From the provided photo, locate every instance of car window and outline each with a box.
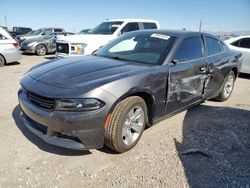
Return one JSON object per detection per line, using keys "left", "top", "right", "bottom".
{"left": 88, "top": 21, "right": 123, "bottom": 35}
{"left": 143, "top": 23, "right": 157, "bottom": 29}
{"left": 54, "top": 29, "right": 63, "bottom": 32}
{"left": 238, "top": 38, "right": 250, "bottom": 49}
{"left": 231, "top": 39, "right": 240, "bottom": 47}
{"left": 109, "top": 38, "right": 137, "bottom": 53}
{"left": 44, "top": 29, "right": 52, "bottom": 34}
{"left": 121, "top": 23, "right": 139, "bottom": 33}
{"left": 174, "top": 36, "right": 203, "bottom": 62}
{"left": 96, "top": 32, "right": 176, "bottom": 65}
{"left": 0, "top": 33, "right": 7, "bottom": 40}
{"left": 205, "top": 37, "right": 221, "bottom": 56}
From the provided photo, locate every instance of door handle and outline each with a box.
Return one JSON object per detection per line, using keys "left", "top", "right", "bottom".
{"left": 200, "top": 67, "right": 207, "bottom": 73}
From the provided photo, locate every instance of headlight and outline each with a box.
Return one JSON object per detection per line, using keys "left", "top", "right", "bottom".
{"left": 55, "top": 98, "right": 105, "bottom": 111}
{"left": 70, "top": 43, "right": 87, "bottom": 54}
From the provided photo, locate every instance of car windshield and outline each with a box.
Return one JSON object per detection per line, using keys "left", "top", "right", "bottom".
{"left": 42, "top": 33, "right": 57, "bottom": 39}
{"left": 27, "top": 30, "right": 35, "bottom": 35}
{"left": 95, "top": 32, "right": 176, "bottom": 65}
{"left": 88, "top": 21, "right": 123, "bottom": 35}
{"left": 32, "top": 29, "right": 43, "bottom": 35}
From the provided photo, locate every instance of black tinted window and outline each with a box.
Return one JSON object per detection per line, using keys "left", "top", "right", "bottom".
{"left": 54, "top": 29, "right": 63, "bottom": 32}
{"left": 143, "top": 23, "right": 157, "bottom": 29}
{"left": 174, "top": 36, "right": 203, "bottom": 62}
{"left": 231, "top": 39, "right": 240, "bottom": 47}
{"left": 205, "top": 37, "right": 221, "bottom": 56}
{"left": 121, "top": 23, "right": 139, "bottom": 33}
{"left": 239, "top": 38, "right": 250, "bottom": 49}
{"left": 0, "top": 34, "right": 6, "bottom": 40}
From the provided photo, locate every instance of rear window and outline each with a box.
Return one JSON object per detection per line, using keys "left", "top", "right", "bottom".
{"left": 143, "top": 23, "right": 157, "bottom": 29}
{"left": 205, "top": 37, "right": 221, "bottom": 56}
{"left": 238, "top": 38, "right": 250, "bottom": 49}
{"left": 231, "top": 39, "right": 240, "bottom": 47}
{"left": 174, "top": 36, "right": 203, "bottom": 62}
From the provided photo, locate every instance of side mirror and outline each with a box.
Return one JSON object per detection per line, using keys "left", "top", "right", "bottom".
{"left": 172, "top": 59, "right": 179, "bottom": 65}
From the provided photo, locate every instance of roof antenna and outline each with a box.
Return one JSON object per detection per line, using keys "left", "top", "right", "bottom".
{"left": 199, "top": 21, "right": 202, "bottom": 32}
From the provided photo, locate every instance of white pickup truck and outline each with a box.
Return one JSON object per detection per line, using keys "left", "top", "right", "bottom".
{"left": 56, "top": 19, "right": 160, "bottom": 57}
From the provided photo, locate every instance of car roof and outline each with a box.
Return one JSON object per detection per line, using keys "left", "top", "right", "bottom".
{"left": 131, "top": 29, "right": 218, "bottom": 38}
{"left": 39, "top": 27, "right": 64, "bottom": 30}
{"left": 106, "top": 18, "right": 159, "bottom": 23}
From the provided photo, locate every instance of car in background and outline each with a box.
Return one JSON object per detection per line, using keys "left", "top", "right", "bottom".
{"left": 20, "top": 32, "right": 74, "bottom": 56}
{"left": 0, "top": 27, "right": 21, "bottom": 67}
{"left": 18, "top": 30, "right": 242, "bottom": 153}
{"left": 16, "top": 27, "right": 65, "bottom": 44}
{"left": 225, "top": 36, "right": 250, "bottom": 74}
{"left": 9, "top": 27, "right": 32, "bottom": 38}
{"left": 56, "top": 19, "right": 160, "bottom": 57}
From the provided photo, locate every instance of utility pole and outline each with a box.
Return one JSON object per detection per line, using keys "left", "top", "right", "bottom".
{"left": 4, "top": 15, "right": 7, "bottom": 28}
{"left": 199, "top": 20, "right": 202, "bottom": 32}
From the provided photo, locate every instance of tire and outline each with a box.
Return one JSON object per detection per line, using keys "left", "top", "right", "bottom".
{"left": 0, "top": 55, "right": 5, "bottom": 67}
{"left": 105, "top": 96, "right": 147, "bottom": 153}
{"left": 215, "top": 71, "right": 235, "bottom": 102}
{"left": 35, "top": 44, "right": 47, "bottom": 56}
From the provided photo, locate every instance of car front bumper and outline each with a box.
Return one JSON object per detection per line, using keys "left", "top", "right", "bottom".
{"left": 18, "top": 89, "right": 106, "bottom": 150}
{"left": 20, "top": 45, "right": 36, "bottom": 54}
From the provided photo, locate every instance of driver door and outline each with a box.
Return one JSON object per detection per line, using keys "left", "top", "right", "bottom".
{"left": 166, "top": 35, "right": 207, "bottom": 114}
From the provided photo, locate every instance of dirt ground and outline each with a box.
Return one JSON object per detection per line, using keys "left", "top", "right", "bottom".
{"left": 0, "top": 55, "right": 249, "bottom": 188}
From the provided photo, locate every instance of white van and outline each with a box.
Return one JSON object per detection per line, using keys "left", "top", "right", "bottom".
{"left": 0, "top": 27, "right": 21, "bottom": 67}
{"left": 56, "top": 19, "right": 160, "bottom": 57}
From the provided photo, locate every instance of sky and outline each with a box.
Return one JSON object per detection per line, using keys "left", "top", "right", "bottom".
{"left": 0, "top": 0, "right": 249, "bottom": 33}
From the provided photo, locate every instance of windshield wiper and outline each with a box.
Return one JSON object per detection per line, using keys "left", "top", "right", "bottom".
{"left": 108, "top": 56, "right": 130, "bottom": 62}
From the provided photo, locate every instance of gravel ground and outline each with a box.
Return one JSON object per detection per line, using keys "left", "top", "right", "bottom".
{"left": 0, "top": 55, "right": 249, "bottom": 188}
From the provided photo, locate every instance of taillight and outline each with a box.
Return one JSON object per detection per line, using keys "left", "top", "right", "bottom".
{"left": 12, "top": 42, "right": 19, "bottom": 48}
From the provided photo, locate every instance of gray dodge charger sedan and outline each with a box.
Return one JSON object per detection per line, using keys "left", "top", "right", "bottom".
{"left": 18, "top": 30, "right": 242, "bottom": 153}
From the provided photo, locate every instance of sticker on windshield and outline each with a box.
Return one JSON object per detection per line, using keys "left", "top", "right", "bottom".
{"left": 151, "top": 33, "right": 170, "bottom": 40}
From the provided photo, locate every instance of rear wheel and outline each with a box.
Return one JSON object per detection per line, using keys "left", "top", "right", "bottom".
{"left": 104, "top": 96, "right": 147, "bottom": 153}
{"left": 35, "top": 44, "right": 47, "bottom": 56}
{"left": 0, "top": 55, "right": 5, "bottom": 67}
{"left": 215, "top": 71, "right": 235, "bottom": 101}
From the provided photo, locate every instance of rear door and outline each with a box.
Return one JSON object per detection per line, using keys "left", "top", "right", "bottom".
{"left": 201, "top": 36, "right": 228, "bottom": 99}
{"left": 166, "top": 35, "right": 207, "bottom": 114}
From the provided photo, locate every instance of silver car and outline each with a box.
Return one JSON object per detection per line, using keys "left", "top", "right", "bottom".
{"left": 0, "top": 27, "right": 21, "bottom": 67}
{"left": 16, "top": 27, "right": 65, "bottom": 45}
{"left": 225, "top": 35, "right": 250, "bottom": 74}
{"left": 20, "top": 32, "right": 74, "bottom": 56}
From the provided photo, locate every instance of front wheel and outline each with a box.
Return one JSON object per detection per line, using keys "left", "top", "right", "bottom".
{"left": 215, "top": 71, "right": 235, "bottom": 102}
{"left": 104, "top": 96, "right": 147, "bottom": 153}
{"left": 35, "top": 44, "right": 47, "bottom": 56}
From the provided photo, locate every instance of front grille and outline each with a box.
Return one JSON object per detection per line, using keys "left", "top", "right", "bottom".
{"left": 26, "top": 90, "right": 55, "bottom": 110}
{"left": 56, "top": 43, "right": 69, "bottom": 54}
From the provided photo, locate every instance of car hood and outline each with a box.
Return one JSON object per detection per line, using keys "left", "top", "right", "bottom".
{"left": 58, "top": 34, "right": 115, "bottom": 45}
{"left": 25, "top": 55, "right": 151, "bottom": 90}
